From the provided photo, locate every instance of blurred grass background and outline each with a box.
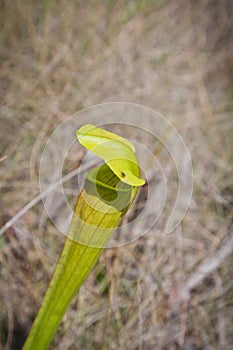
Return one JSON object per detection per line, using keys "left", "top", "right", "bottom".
{"left": 0, "top": 0, "right": 232, "bottom": 349}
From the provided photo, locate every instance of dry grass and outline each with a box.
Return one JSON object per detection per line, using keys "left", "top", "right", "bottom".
{"left": 0, "top": 0, "right": 232, "bottom": 349}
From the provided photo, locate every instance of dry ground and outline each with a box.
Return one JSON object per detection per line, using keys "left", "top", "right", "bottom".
{"left": 0, "top": 1, "right": 232, "bottom": 349}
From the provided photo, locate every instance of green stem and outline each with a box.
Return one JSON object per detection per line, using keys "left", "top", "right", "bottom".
{"left": 23, "top": 239, "right": 103, "bottom": 350}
